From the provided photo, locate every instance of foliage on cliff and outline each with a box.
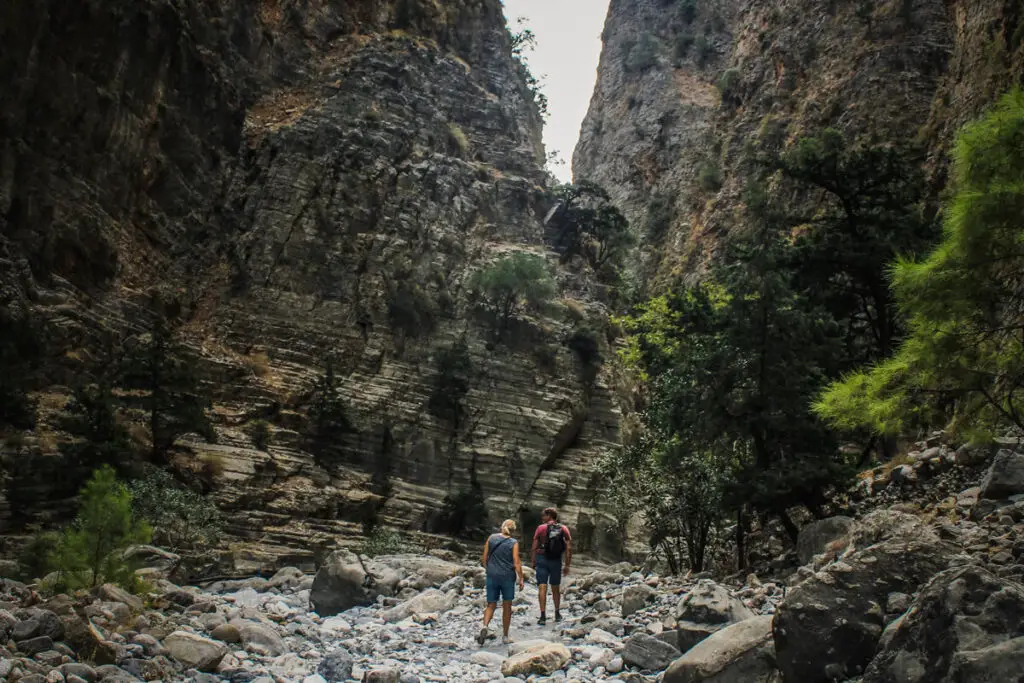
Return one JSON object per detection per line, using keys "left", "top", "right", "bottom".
{"left": 548, "top": 182, "right": 636, "bottom": 284}
{"left": 468, "top": 252, "right": 556, "bottom": 334}
{"left": 608, "top": 128, "right": 939, "bottom": 568}
{"left": 817, "top": 89, "right": 1024, "bottom": 438}
{"left": 48, "top": 466, "right": 152, "bottom": 591}
{"left": 119, "top": 317, "right": 215, "bottom": 463}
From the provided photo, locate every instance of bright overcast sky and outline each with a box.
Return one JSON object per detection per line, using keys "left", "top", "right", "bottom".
{"left": 501, "top": 0, "right": 611, "bottom": 183}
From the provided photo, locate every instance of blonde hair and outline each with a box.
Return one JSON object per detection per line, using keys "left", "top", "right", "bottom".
{"left": 500, "top": 519, "right": 517, "bottom": 535}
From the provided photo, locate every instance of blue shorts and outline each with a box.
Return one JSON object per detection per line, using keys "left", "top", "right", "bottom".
{"left": 486, "top": 577, "right": 515, "bottom": 603}
{"left": 535, "top": 556, "right": 562, "bottom": 586}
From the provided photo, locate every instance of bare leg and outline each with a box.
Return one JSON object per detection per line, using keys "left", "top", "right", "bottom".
{"left": 538, "top": 583, "right": 548, "bottom": 615}
{"left": 483, "top": 602, "right": 497, "bottom": 628}
{"left": 502, "top": 601, "right": 512, "bottom": 637}
{"left": 552, "top": 585, "right": 561, "bottom": 614}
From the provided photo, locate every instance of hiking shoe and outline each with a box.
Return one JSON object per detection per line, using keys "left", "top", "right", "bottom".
{"left": 554, "top": 610, "right": 562, "bottom": 622}
{"left": 502, "top": 635, "right": 513, "bottom": 645}
{"left": 538, "top": 613, "right": 547, "bottom": 625}
{"left": 476, "top": 627, "right": 489, "bottom": 646}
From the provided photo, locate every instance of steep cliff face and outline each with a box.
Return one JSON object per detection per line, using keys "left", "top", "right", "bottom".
{"left": 574, "top": 0, "right": 1024, "bottom": 287}
{"left": 1, "top": 0, "right": 621, "bottom": 569}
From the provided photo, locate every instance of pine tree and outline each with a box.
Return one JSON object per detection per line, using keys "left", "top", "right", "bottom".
{"left": 772, "top": 129, "right": 934, "bottom": 366}
{"left": 616, "top": 207, "right": 854, "bottom": 553}
{"left": 307, "top": 360, "right": 352, "bottom": 457}
{"left": 118, "top": 316, "right": 214, "bottom": 463}
{"left": 817, "top": 89, "right": 1024, "bottom": 437}
{"left": 428, "top": 340, "right": 472, "bottom": 430}
{"left": 52, "top": 466, "right": 151, "bottom": 590}
{"left": 61, "top": 382, "right": 134, "bottom": 470}
{"left": 0, "top": 308, "right": 41, "bottom": 430}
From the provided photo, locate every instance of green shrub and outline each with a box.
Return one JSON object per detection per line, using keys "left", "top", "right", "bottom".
{"left": 468, "top": 252, "right": 556, "bottom": 334}
{"left": 567, "top": 325, "right": 603, "bottom": 371}
{"left": 429, "top": 340, "right": 472, "bottom": 429}
{"left": 307, "top": 360, "right": 352, "bottom": 455}
{"left": 61, "top": 383, "right": 134, "bottom": 470}
{"left": 717, "top": 68, "right": 742, "bottom": 103}
{"left": 695, "top": 35, "right": 712, "bottom": 65}
{"left": 674, "top": 33, "right": 695, "bottom": 61}
{"left": 698, "top": 161, "right": 723, "bottom": 192}
{"left": 51, "top": 466, "right": 152, "bottom": 591}
{"left": 625, "top": 34, "right": 659, "bottom": 73}
{"left": 433, "top": 483, "right": 489, "bottom": 538}
{"left": 359, "top": 527, "right": 405, "bottom": 558}
{"left": 129, "top": 467, "right": 223, "bottom": 552}
{"left": 447, "top": 123, "right": 471, "bottom": 158}
{"left": 388, "top": 281, "right": 437, "bottom": 338}
{"left": 645, "top": 194, "right": 674, "bottom": 242}
{"left": 17, "top": 530, "right": 62, "bottom": 582}
{"left": 249, "top": 420, "right": 271, "bottom": 451}
{"left": 679, "top": 0, "right": 698, "bottom": 24}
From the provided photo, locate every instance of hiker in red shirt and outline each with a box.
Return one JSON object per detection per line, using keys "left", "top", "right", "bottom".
{"left": 531, "top": 507, "right": 572, "bottom": 624}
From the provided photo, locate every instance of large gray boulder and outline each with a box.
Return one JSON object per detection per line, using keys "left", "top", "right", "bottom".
{"left": 621, "top": 584, "right": 656, "bottom": 617}
{"left": 310, "top": 550, "right": 402, "bottom": 617}
{"left": 664, "top": 615, "right": 777, "bottom": 683}
{"left": 863, "top": 565, "right": 1024, "bottom": 683}
{"left": 0, "top": 609, "right": 17, "bottom": 640}
{"left": 231, "top": 619, "right": 287, "bottom": 656}
{"left": 622, "top": 632, "right": 682, "bottom": 671}
{"left": 12, "top": 609, "right": 65, "bottom": 642}
{"left": 97, "top": 583, "right": 143, "bottom": 612}
{"left": 317, "top": 648, "right": 354, "bottom": 682}
{"left": 163, "top": 631, "right": 229, "bottom": 672}
{"left": 773, "top": 514, "right": 957, "bottom": 683}
{"left": 380, "top": 588, "right": 456, "bottom": 622}
{"left": 501, "top": 642, "right": 571, "bottom": 677}
{"left": 675, "top": 580, "right": 755, "bottom": 652}
{"left": 979, "top": 449, "right": 1024, "bottom": 499}
{"left": 796, "top": 516, "right": 854, "bottom": 565}
{"left": 376, "top": 555, "right": 462, "bottom": 588}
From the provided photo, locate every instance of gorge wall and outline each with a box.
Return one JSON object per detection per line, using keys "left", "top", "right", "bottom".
{"left": 0, "top": 0, "right": 621, "bottom": 570}
{"left": 574, "top": 0, "right": 1024, "bottom": 289}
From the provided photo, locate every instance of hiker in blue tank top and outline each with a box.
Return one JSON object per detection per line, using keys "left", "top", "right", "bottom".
{"left": 477, "top": 519, "right": 524, "bottom": 646}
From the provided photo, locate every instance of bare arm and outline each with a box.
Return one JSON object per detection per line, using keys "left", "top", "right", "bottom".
{"left": 564, "top": 533, "right": 572, "bottom": 575}
{"left": 531, "top": 532, "right": 539, "bottom": 566}
{"left": 481, "top": 539, "right": 489, "bottom": 569}
{"left": 513, "top": 542, "right": 524, "bottom": 588}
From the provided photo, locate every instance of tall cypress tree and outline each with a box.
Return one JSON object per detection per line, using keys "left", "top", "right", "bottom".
{"left": 118, "top": 315, "right": 214, "bottom": 463}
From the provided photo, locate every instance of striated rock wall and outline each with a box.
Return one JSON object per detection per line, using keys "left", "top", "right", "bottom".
{"left": 0, "top": 0, "right": 622, "bottom": 569}
{"left": 574, "top": 0, "right": 1024, "bottom": 289}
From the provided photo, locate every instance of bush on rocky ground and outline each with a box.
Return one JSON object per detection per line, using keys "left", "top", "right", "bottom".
{"left": 128, "top": 466, "right": 223, "bottom": 553}
{"left": 15, "top": 529, "right": 62, "bottom": 582}
{"left": 359, "top": 528, "right": 406, "bottom": 558}
{"left": 47, "top": 466, "right": 152, "bottom": 592}
{"left": 467, "top": 251, "right": 556, "bottom": 336}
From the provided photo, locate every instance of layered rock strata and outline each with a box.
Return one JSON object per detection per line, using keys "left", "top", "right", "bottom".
{"left": 0, "top": 0, "right": 621, "bottom": 568}
{"left": 574, "top": 0, "right": 1024, "bottom": 287}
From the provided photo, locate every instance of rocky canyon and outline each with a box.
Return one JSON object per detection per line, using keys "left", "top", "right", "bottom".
{"left": 3, "top": 1, "right": 1024, "bottom": 682}
{"left": 1, "top": 0, "right": 621, "bottom": 570}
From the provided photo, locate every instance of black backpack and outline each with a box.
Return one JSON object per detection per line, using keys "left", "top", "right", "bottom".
{"left": 542, "top": 523, "right": 567, "bottom": 558}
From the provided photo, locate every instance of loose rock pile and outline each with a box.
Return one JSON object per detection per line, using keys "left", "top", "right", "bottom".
{"left": 1, "top": 446, "right": 1022, "bottom": 683}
